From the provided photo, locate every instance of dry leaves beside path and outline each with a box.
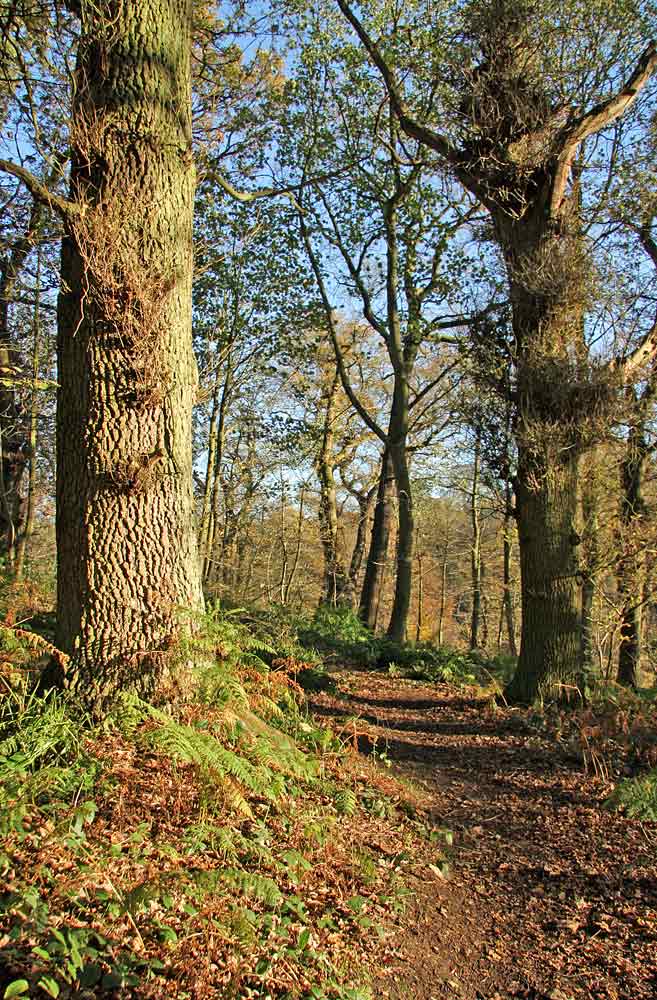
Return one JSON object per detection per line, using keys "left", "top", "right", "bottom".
{"left": 310, "top": 672, "right": 657, "bottom": 1000}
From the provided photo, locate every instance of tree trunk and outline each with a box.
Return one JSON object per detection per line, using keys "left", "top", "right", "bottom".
{"left": 14, "top": 247, "right": 42, "bottom": 581}
{"left": 506, "top": 442, "right": 582, "bottom": 702}
{"left": 317, "top": 369, "right": 353, "bottom": 607}
{"left": 501, "top": 207, "right": 586, "bottom": 704}
{"left": 470, "top": 433, "right": 482, "bottom": 650}
{"left": 54, "top": 0, "right": 202, "bottom": 713}
{"left": 437, "top": 538, "right": 448, "bottom": 646}
{"left": 201, "top": 354, "right": 233, "bottom": 585}
{"left": 199, "top": 370, "right": 221, "bottom": 580}
{"left": 386, "top": 444, "right": 413, "bottom": 641}
{"left": 386, "top": 387, "right": 413, "bottom": 642}
{"left": 283, "top": 485, "right": 306, "bottom": 605}
{"left": 579, "top": 454, "right": 600, "bottom": 689}
{"left": 348, "top": 485, "right": 375, "bottom": 593}
{"left": 501, "top": 479, "right": 518, "bottom": 656}
{"left": 415, "top": 547, "right": 424, "bottom": 642}
{"left": 0, "top": 202, "right": 41, "bottom": 565}
{"left": 617, "top": 416, "right": 649, "bottom": 688}
{"left": 359, "top": 446, "right": 395, "bottom": 629}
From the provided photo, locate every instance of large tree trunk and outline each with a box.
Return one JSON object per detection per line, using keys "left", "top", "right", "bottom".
{"left": 54, "top": 0, "right": 202, "bottom": 713}
{"left": 359, "top": 446, "right": 394, "bottom": 629}
{"left": 579, "top": 454, "right": 601, "bottom": 688}
{"left": 501, "top": 208, "right": 587, "bottom": 704}
{"left": 507, "top": 440, "right": 582, "bottom": 702}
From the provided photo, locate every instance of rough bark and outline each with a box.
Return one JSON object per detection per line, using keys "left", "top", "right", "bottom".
{"left": 579, "top": 455, "right": 601, "bottom": 688}
{"left": 498, "top": 200, "right": 588, "bottom": 702}
{"left": 507, "top": 440, "right": 582, "bottom": 703}
{"left": 54, "top": 0, "right": 202, "bottom": 712}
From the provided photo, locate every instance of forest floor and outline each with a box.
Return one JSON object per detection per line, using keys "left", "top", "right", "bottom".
{"left": 309, "top": 670, "right": 657, "bottom": 1000}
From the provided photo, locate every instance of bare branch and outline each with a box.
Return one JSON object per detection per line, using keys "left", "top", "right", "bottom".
{"left": 203, "top": 166, "right": 351, "bottom": 211}
{"left": 550, "top": 41, "right": 657, "bottom": 216}
{"left": 612, "top": 221, "right": 657, "bottom": 378}
{"left": 298, "top": 203, "right": 387, "bottom": 443}
{"left": 0, "top": 159, "right": 78, "bottom": 222}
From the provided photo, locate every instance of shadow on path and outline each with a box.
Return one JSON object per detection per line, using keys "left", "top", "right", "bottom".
{"left": 310, "top": 672, "right": 657, "bottom": 1000}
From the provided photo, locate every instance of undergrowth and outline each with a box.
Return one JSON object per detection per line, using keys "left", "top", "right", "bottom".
{"left": 233, "top": 603, "right": 514, "bottom": 691}
{"left": 534, "top": 681, "right": 657, "bottom": 788}
{"left": 605, "top": 769, "right": 657, "bottom": 820}
{"left": 0, "top": 605, "right": 439, "bottom": 1000}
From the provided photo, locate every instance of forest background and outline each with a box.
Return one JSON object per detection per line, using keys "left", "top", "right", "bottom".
{"left": 1, "top": 0, "right": 656, "bottom": 704}
{"left": 1, "top": 4, "right": 657, "bottom": 1000}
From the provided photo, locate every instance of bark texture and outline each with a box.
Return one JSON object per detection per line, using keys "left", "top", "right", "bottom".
{"left": 55, "top": 0, "right": 202, "bottom": 712}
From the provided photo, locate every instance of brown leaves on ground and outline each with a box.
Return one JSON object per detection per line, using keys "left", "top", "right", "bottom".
{"left": 310, "top": 672, "right": 657, "bottom": 1000}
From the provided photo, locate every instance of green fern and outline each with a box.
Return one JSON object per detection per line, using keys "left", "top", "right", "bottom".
{"left": 0, "top": 687, "right": 86, "bottom": 773}
{"left": 333, "top": 788, "right": 357, "bottom": 816}
{"left": 192, "top": 868, "right": 283, "bottom": 908}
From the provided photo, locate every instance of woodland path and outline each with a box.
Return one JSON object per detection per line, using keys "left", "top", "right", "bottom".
{"left": 309, "top": 671, "right": 657, "bottom": 1000}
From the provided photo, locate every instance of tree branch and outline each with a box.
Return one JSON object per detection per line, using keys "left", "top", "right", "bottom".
{"left": 0, "top": 159, "right": 78, "bottom": 222}
{"left": 334, "top": 0, "right": 485, "bottom": 202}
{"left": 298, "top": 204, "right": 387, "bottom": 444}
{"left": 611, "top": 220, "right": 657, "bottom": 378}
{"left": 203, "top": 166, "right": 351, "bottom": 211}
{"left": 550, "top": 41, "right": 657, "bottom": 216}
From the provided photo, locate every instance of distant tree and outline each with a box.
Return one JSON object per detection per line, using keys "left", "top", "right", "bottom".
{"left": 285, "top": 28, "right": 467, "bottom": 639}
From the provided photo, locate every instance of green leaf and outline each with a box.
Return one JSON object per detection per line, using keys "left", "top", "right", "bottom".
{"left": 37, "top": 978, "right": 60, "bottom": 998}
{"left": 4, "top": 982, "right": 30, "bottom": 998}
{"left": 158, "top": 925, "right": 178, "bottom": 944}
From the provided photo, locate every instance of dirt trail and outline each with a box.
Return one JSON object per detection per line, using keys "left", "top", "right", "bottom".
{"left": 310, "top": 672, "right": 657, "bottom": 1000}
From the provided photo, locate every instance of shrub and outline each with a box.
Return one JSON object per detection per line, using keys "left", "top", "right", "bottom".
{"left": 605, "top": 769, "right": 657, "bottom": 820}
